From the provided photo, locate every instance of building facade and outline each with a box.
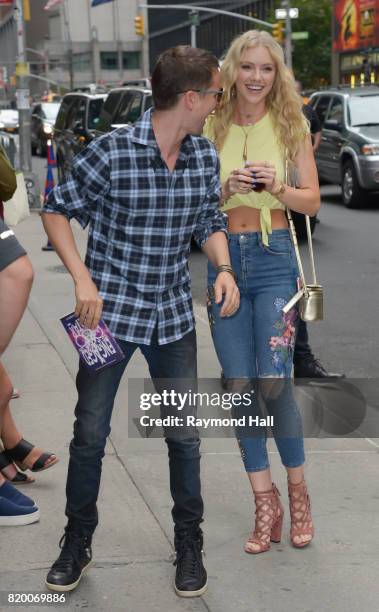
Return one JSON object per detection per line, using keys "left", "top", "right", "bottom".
{"left": 148, "top": 0, "right": 276, "bottom": 68}
{"left": 0, "top": 0, "right": 143, "bottom": 97}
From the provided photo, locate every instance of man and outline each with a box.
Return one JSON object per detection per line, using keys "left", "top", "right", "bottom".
{"left": 293, "top": 82, "right": 344, "bottom": 379}
{"left": 42, "top": 46, "right": 239, "bottom": 596}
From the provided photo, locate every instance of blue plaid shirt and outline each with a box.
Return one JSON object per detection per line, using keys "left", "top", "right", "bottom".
{"left": 44, "top": 109, "right": 227, "bottom": 345}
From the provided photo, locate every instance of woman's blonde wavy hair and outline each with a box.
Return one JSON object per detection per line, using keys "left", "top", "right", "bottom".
{"left": 211, "top": 30, "right": 306, "bottom": 162}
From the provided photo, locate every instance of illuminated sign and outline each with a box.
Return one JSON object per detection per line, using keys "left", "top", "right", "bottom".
{"left": 333, "top": 0, "right": 379, "bottom": 51}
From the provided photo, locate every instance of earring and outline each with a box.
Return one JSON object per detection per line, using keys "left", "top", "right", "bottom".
{"left": 231, "top": 85, "right": 236, "bottom": 98}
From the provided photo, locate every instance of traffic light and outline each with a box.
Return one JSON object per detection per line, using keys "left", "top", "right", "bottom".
{"left": 134, "top": 15, "right": 144, "bottom": 37}
{"left": 272, "top": 21, "right": 284, "bottom": 44}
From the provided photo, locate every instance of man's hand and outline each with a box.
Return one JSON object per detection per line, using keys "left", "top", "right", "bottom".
{"left": 214, "top": 272, "right": 240, "bottom": 318}
{"left": 74, "top": 276, "right": 103, "bottom": 330}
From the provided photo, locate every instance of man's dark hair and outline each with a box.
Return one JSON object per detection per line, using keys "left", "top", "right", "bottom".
{"left": 151, "top": 45, "right": 219, "bottom": 111}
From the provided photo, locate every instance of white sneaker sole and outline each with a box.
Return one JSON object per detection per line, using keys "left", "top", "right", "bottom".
{"left": 175, "top": 580, "right": 208, "bottom": 598}
{"left": 45, "top": 560, "right": 92, "bottom": 592}
{"left": 0, "top": 508, "right": 40, "bottom": 526}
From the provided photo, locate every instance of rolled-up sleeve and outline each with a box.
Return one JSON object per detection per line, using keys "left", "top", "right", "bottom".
{"left": 43, "top": 136, "right": 110, "bottom": 228}
{"left": 193, "top": 153, "right": 228, "bottom": 248}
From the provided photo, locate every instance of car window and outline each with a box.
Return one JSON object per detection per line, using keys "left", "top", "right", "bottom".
{"left": 348, "top": 95, "right": 379, "bottom": 126}
{"left": 308, "top": 96, "right": 319, "bottom": 109}
{"left": 96, "top": 91, "right": 122, "bottom": 132}
{"left": 88, "top": 98, "right": 105, "bottom": 130}
{"left": 55, "top": 97, "right": 74, "bottom": 130}
{"left": 314, "top": 96, "right": 332, "bottom": 125}
{"left": 124, "top": 93, "right": 143, "bottom": 124}
{"left": 75, "top": 98, "right": 87, "bottom": 129}
{"left": 144, "top": 95, "right": 153, "bottom": 112}
{"left": 42, "top": 103, "right": 61, "bottom": 122}
{"left": 111, "top": 92, "right": 134, "bottom": 124}
{"left": 326, "top": 97, "right": 343, "bottom": 124}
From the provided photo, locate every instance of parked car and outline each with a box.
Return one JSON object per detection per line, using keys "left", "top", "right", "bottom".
{"left": 30, "top": 102, "right": 60, "bottom": 156}
{"left": 122, "top": 78, "right": 151, "bottom": 88}
{"left": 95, "top": 86, "right": 153, "bottom": 134}
{"left": 53, "top": 92, "right": 106, "bottom": 181}
{"left": 0, "top": 109, "right": 19, "bottom": 133}
{"left": 309, "top": 85, "right": 379, "bottom": 208}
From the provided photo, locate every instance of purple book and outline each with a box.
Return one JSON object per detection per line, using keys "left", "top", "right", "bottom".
{"left": 60, "top": 313, "right": 125, "bottom": 372}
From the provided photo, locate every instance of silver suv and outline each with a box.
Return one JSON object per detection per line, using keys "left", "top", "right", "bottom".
{"left": 309, "top": 86, "right": 379, "bottom": 208}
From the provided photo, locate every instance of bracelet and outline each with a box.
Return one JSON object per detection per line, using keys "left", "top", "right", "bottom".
{"left": 216, "top": 265, "right": 237, "bottom": 282}
{"left": 271, "top": 181, "right": 286, "bottom": 197}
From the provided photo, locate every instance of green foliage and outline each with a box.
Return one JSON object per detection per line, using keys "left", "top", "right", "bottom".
{"left": 271, "top": 0, "right": 332, "bottom": 89}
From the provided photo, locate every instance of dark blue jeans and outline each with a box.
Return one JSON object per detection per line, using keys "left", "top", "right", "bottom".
{"left": 65, "top": 328, "right": 203, "bottom": 537}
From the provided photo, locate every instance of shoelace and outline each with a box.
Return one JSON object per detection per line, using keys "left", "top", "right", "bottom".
{"left": 52, "top": 531, "right": 88, "bottom": 573}
{"left": 174, "top": 536, "right": 202, "bottom": 579}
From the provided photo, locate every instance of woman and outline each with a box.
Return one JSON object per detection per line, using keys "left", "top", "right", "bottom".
{"left": 204, "top": 30, "right": 320, "bottom": 553}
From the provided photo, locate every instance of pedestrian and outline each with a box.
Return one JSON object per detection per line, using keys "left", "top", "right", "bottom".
{"left": 204, "top": 30, "right": 319, "bottom": 553}
{"left": 42, "top": 45, "right": 239, "bottom": 596}
{"left": 292, "top": 81, "right": 344, "bottom": 379}
{"left": 0, "top": 146, "right": 40, "bottom": 525}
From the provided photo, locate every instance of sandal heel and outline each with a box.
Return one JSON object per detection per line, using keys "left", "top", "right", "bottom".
{"left": 270, "top": 511, "right": 284, "bottom": 543}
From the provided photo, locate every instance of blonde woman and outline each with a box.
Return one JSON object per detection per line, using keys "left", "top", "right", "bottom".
{"left": 204, "top": 30, "right": 320, "bottom": 553}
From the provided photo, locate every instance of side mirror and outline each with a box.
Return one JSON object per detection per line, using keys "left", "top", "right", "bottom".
{"left": 324, "top": 119, "right": 342, "bottom": 131}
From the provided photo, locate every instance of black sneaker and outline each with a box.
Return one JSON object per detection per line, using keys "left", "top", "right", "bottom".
{"left": 174, "top": 530, "right": 207, "bottom": 598}
{"left": 45, "top": 529, "right": 92, "bottom": 592}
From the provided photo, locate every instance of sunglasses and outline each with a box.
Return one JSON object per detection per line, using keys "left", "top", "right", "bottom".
{"left": 176, "top": 88, "right": 224, "bottom": 103}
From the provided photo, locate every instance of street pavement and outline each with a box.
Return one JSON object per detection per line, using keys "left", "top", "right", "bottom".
{"left": 1, "top": 170, "right": 379, "bottom": 611}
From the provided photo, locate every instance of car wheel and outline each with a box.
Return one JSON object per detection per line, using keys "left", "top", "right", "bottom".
{"left": 342, "top": 160, "right": 366, "bottom": 208}
{"left": 291, "top": 212, "right": 317, "bottom": 241}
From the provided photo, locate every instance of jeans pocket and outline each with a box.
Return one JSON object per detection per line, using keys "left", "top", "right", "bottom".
{"left": 261, "top": 240, "right": 291, "bottom": 256}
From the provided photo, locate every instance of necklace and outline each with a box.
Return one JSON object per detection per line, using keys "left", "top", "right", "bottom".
{"left": 236, "top": 108, "right": 266, "bottom": 162}
{"left": 240, "top": 124, "right": 254, "bottom": 163}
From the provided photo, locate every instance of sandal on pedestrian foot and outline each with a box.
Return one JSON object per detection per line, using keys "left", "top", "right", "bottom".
{"left": 288, "top": 478, "right": 314, "bottom": 548}
{"left": 5, "top": 438, "right": 59, "bottom": 473}
{"left": 244, "top": 483, "right": 284, "bottom": 554}
{"left": 0, "top": 450, "right": 35, "bottom": 484}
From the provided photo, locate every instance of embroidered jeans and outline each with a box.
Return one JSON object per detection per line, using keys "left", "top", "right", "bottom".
{"left": 207, "top": 230, "right": 305, "bottom": 472}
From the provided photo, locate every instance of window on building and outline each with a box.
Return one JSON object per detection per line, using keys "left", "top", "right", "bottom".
{"left": 122, "top": 52, "right": 140, "bottom": 70}
{"left": 73, "top": 53, "right": 91, "bottom": 72}
{"left": 100, "top": 52, "right": 118, "bottom": 70}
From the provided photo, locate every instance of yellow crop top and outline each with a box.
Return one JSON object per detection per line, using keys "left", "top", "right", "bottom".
{"left": 203, "top": 112, "right": 286, "bottom": 246}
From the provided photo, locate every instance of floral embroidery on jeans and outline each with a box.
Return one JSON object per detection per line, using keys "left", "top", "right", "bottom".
{"left": 269, "top": 304, "right": 297, "bottom": 375}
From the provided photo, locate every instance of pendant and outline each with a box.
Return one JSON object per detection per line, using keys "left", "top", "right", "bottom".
{"left": 243, "top": 136, "right": 248, "bottom": 163}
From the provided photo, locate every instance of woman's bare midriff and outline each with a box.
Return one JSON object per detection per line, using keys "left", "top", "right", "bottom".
{"left": 226, "top": 206, "right": 288, "bottom": 233}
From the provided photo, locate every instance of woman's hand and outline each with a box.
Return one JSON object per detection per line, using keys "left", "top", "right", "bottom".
{"left": 244, "top": 161, "right": 280, "bottom": 194}
{"left": 222, "top": 167, "right": 254, "bottom": 199}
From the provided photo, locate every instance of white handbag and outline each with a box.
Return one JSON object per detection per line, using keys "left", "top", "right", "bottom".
{"left": 3, "top": 172, "right": 30, "bottom": 226}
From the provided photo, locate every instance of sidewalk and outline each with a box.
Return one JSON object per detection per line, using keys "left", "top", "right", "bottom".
{"left": 1, "top": 213, "right": 378, "bottom": 612}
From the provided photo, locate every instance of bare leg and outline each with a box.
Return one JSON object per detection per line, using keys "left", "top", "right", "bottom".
{"left": 286, "top": 464, "right": 313, "bottom": 546}
{"left": 0, "top": 362, "right": 13, "bottom": 434}
{"left": 0, "top": 255, "right": 33, "bottom": 355}
{"left": 245, "top": 468, "right": 275, "bottom": 552}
